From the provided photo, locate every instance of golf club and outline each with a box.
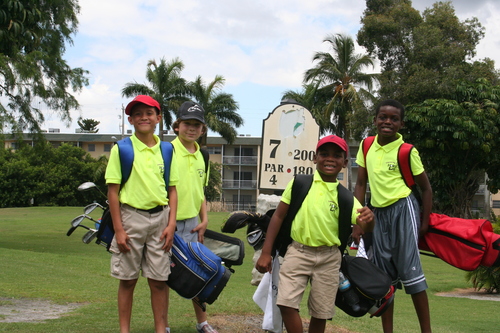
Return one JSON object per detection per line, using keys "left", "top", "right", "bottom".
{"left": 66, "top": 225, "right": 78, "bottom": 236}
{"left": 82, "top": 229, "right": 98, "bottom": 244}
{"left": 78, "top": 181, "right": 107, "bottom": 199}
{"left": 83, "top": 202, "right": 105, "bottom": 215}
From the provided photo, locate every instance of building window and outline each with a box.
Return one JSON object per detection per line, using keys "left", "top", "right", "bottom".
{"left": 88, "top": 144, "right": 95, "bottom": 152}
{"left": 493, "top": 200, "right": 500, "bottom": 209}
{"left": 10, "top": 142, "right": 18, "bottom": 149}
{"left": 104, "top": 144, "right": 112, "bottom": 152}
{"left": 207, "top": 146, "right": 222, "bottom": 154}
{"left": 235, "top": 147, "right": 253, "bottom": 156}
{"left": 337, "top": 172, "right": 344, "bottom": 181}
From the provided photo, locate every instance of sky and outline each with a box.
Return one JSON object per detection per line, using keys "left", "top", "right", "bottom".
{"left": 42, "top": 0, "right": 500, "bottom": 137}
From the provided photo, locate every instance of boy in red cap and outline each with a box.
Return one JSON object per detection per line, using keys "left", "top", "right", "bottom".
{"left": 105, "top": 95, "right": 178, "bottom": 333}
{"left": 256, "top": 135, "right": 373, "bottom": 333}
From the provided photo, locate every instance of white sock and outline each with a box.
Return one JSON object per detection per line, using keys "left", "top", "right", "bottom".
{"left": 165, "top": 327, "right": 170, "bottom": 333}
{"left": 196, "top": 321, "right": 208, "bottom": 329}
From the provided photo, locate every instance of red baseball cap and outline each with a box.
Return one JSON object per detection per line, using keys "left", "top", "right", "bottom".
{"left": 125, "top": 95, "right": 161, "bottom": 115}
{"left": 316, "top": 135, "right": 348, "bottom": 153}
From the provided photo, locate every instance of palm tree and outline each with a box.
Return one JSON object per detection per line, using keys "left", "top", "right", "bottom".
{"left": 121, "top": 57, "right": 189, "bottom": 136}
{"left": 304, "top": 33, "right": 379, "bottom": 140}
{"left": 187, "top": 75, "right": 243, "bottom": 145}
{"left": 304, "top": 33, "right": 379, "bottom": 189}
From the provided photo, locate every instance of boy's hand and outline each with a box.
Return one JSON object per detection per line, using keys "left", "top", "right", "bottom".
{"left": 115, "top": 229, "right": 131, "bottom": 253}
{"left": 192, "top": 220, "right": 208, "bottom": 243}
{"left": 255, "top": 253, "right": 273, "bottom": 274}
{"left": 161, "top": 227, "right": 174, "bottom": 252}
{"left": 357, "top": 206, "right": 374, "bottom": 225}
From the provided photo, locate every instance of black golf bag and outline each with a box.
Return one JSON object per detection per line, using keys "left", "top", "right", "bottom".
{"left": 335, "top": 253, "right": 395, "bottom": 318}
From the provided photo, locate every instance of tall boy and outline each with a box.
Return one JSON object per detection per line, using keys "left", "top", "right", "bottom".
{"left": 353, "top": 99, "right": 433, "bottom": 333}
{"left": 256, "top": 135, "right": 373, "bottom": 333}
{"left": 105, "top": 95, "right": 178, "bottom": 333}
{"left": 166, "top": 101, "right": 217, "bottom": 333}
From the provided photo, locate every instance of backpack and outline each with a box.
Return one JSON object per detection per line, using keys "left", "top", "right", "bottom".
{"left": 361, "top": 136, "right": 421, "bottom": 204}
{"left": 274, "top": 174, "right": 354, "bottom": 256}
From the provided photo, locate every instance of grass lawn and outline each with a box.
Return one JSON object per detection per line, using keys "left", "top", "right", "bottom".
{"left": 0, "top": 207, "right": 498, "bottom": 332}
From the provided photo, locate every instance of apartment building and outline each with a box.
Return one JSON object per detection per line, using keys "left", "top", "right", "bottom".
{"left": 3, "top": 132, "right": 498, "bottom": 217}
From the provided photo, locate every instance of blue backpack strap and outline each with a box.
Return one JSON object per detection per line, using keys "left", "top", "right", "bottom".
{"left": 116, "top": 137, "right": 134, "bottom": 186}
{"left": 160, "top": 141, "right": 174, "bottom": 187}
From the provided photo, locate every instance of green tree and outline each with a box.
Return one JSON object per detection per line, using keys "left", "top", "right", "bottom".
{"left": 403, "top": 79, "right": 500, "bottom": 218}
{"left": 77, "top": 118, "right": 100, "bottom": 133}
{"left": 122, "top": 57, "right": 189, "bottom": 136}
{"left": 187, "top": 75, "right": 243, "bottom": 145}
{"left": 358, "top": 0, "right": 487, "bottom": 104}
{"left": 303, "top": 33, "right": 378, "bottom": 141}
{"left": 205, "top": 161, "right": 222, "bottom": 202}
{"left": 0, "top": 0, "right": 89, "bottom": 135}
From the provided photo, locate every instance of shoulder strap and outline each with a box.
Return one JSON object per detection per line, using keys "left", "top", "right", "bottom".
{"left": 362, "top": 136, "right": 376, "bottom": 165}
{"left": 200, "top": 147, "right": 210, "bottom": 174}
{"left": 160, "top": 141, "right": 174, "bottom": 187}
{"left": 116, "top": 137, "right": 134, "bottom": 186}
{"left": 338, "top": 183, "right": 354, "bottom": 253}
{"left": 275, "top": 174, "right": 313, "bottom": 256}
{"left": 117, "top": 137, "right": 173, "bottom": 188}
{"left": 398, "top": 143, "right": 415, "bottom": 188}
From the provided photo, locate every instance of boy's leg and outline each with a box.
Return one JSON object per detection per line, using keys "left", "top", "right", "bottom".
{"left": 193, "top": 299, "right": 207, "bottom": 323}
{"left": 164, "top": 287, "right": 170, "bottom": 330}
{"left": 118, "top": 279, "right": 138, "bottom": 333}
{"left": 381, "top": 299, "right": 394, "bottom": 333}
{"left": 148, "top": 278, "right": 167, "bottom": 333}
{"left": 411, "top": 290, "right": 431, "bottom": 333}
{"left": 278, "top": 305, "right": 303, "bottom": 333}
{"left": 309, "top": 316, "right": 326, "bottom": 333}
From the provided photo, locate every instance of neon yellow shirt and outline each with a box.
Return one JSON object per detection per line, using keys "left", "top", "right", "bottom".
{"left": 105, "top": 134, "right": 179, "bottom": 209}
{"left": 281, "top": 171, "right": 361, "bottom": 247}
{"left": 355, "top": 133, "right": 424, "bottom": 208}
{"left": 172, "top": 137, "right": 209, "bottom": 220}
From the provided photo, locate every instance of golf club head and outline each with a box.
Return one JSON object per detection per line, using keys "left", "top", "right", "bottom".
{"left": 66, "top": 225, "right": 78, "bottom": 236}
{"left": 78, "top": 182, "right": 97, "bottom": 191}
{"left": 83, "top": 202, "right": 104, "bottom": 215}
{"left": 82, "top": 230, "right": 97, "bottom": 244}
{"left": 71, "top": 215, "right": 86, "bottom": 228}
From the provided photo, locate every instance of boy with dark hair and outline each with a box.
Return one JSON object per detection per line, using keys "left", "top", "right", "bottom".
{"left": 256, "top": 135, "right": 373, "bottom": 333}
{"left": 354, "top": 99, "right": 433, "bottom": 333}
{"left": 166, "top": 101, "right": 217, "bottom": 333}
{"left": 105, "top": 95, "right": 178, "bottom": 333}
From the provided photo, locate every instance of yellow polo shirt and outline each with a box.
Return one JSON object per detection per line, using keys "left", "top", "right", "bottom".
{"left": 281, "top": 171, "right": 361, "bottom": 247}
{"left": 105, "top": 134, "right": 179, "bottom": 210}
{"left": 172, "top": 137, "right": 209, "bottom": 220}
{"left": 355, "top": 133, "right": 424, "bottom": 208}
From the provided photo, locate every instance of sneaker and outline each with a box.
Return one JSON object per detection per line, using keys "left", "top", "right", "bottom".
{"left": 197, "top": 323, "right": 218, "bottom": 333}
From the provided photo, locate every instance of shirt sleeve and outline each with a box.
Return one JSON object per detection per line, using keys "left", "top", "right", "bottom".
{"left": 105, "top": 144, "right": 121, "bottom": 185}
{"left": 355, "top": 140, "right": 366, "bottom": 168}
{"left": 410, "top": 147, "right": 425, "bottom": 176}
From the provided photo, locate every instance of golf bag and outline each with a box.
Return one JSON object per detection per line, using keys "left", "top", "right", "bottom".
{"left": 335, "top": 253, "right": 394, "bottom": 318}
{"left": 167, "top": 233, "right": 231, "bottom": 307}
{"left": 204, "top": 229, "right": 245, "bottom": 268}
{"left": 95, "top": 207, "right": 114, "bottom": 251}
{"left": 419, "top": 213, "right": 500, "bottom": 271}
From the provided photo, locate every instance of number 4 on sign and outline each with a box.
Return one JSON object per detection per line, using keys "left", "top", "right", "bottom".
{"left": 269, "top": 175, "right": 277, "bottom": 185}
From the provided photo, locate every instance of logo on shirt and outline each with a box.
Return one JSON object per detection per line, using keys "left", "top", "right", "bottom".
{"left": 197, "top": 169, "right": 204, "bottom": 177}
{"left": 329, "top": 201, "right": 338, "bottom": 212}
{"left": 387, "top": 161, "right": 397, "bottom": 171}
{"left": 159, "top": 164, "right": 165, "bottom": 174}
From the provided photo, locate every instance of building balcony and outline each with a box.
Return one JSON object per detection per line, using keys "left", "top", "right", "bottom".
{"left": 222, "top": 179, "right": 258, "bottom": 189}
{"left": 223, "top": 156, "right": 258, "bottom": 165}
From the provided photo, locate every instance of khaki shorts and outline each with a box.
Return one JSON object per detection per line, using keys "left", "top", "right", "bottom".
{"left": 110, "top": 205, "right": 171, "bottom": 281}
{"left": 277, "top": 241, "right": 341, "bottom": 319}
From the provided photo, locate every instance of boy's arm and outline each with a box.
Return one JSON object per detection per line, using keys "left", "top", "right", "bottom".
{"left": 161, "top": 186, "right": 178, "bottom": 251}
{"left": 192, "top": 198, "right": 209, "bottom": 243}
{"left": 108, "top": 183, "right": 130, "bottom": 253}
{"left": 354, "top": 166, "right": 368, "bottom": 206}
{"left": 255, "top": 201, "right": 289, "bottom": 274}
{"left": 414, "top": 171, "right": 433, "bottom": 238}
